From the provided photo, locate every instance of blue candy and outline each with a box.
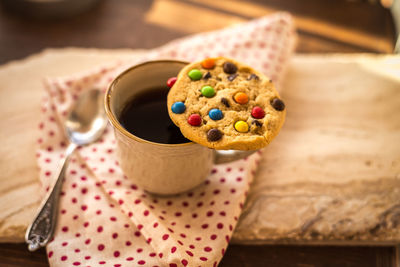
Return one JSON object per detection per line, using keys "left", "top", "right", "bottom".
{"left": 209, "top": 108, "right": 223, "bottom": 120}
{"left": 171, "top": 102, "right": 186, "bottom": 114}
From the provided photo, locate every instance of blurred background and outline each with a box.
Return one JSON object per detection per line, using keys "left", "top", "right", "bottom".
{"left": 0, "top": 0, "right": 397, "bottom": 64}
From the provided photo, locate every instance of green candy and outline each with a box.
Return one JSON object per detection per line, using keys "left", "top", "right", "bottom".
{"left": 201, "top": 85, "right": 215, "bottom": 98}
{"left": 188, "top": 69, "right": 202, "bottom": 80}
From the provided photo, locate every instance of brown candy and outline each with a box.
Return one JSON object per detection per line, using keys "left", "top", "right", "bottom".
{"left": 271, "top": 98, "right": 285, "bottom": 111}
{"left": 220, "top": 97, "right": 230, "bottom": 108}
{"left": 207, "top": 129, "right": 223, "bottom": 142}
{"left": 223, "top": 62, "right": 237, "bottom": 74}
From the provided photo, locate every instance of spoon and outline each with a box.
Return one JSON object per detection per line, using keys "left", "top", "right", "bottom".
{"left": 25, "top": 89, "right": 108, "bottom": 251}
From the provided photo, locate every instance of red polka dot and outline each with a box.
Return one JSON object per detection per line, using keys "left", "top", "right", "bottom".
{"left": 81, "top": 188, "right": 88, "bottom": 194}
{"left": 137, "top": 224, "right": 143, "bottom": 230}
{"left": 73, "top": 262, "right": 81, "bottom": 266}
{"left": 171, "top": 246, "right": 177, "bottom": 253}
{"left": 114, "top": 251, "right": 120, "bottom": 257}
{"left": 153, "top": 222, "right": 158, "bottom": 228}
{"left": 83, "top": 222, "right": 89, "bottom": 227}
{"left": 62, "top": 241, "right": 68, "bottom": 246}
{"left": 110, "top": 216, "right": 117, "bottom": 221}
{"left": 200, "top": 257, "right": 208, "bottom": 261}
{"left": 162, "top": 234, "right": 169, "bottom": 240}
{"left": 204, "top": 246, "right": 212, "bottom": 252}
{"left": 126, "top": 241, "right": 132, "bottom": 246}
{"left": 186, "top": 251, "right": 194, "bottom": 257}
{"left": 211, "top": 234, "right": 217, "bottom": 240}
{"left": 181, "top": 259, "right": 188, "bottom": 266}
{"left": 149, "top": 252, "right": 156, "bottom": 257}
{"left": 126, "top": 257, "right": 134, "bottom": 261}
{"left": 213, "top": 189, "right": 220, "bottom": 195}
{"left": 48, "top": 251, "right": 53, "bottom": 258}
{"left": 134, "top": 231, "right": 141, "bottom": 237}
{"left": 207, "top": 211, "right": 213, "bottom": 217}
{"left": 175, "top": 212, "right": 182, "bottom": 217}
{"left": 61, "top": 226, "right": 68, "bottom": 232}
{"left": 85, "top": 239, "right": 91, "bottom": 245}
{"left": 112, "top": 233, "right": 118, "bottom": 239}
{"left": 180, "top": 233, "right": 186, "bottom": 238}
{"left": 220, "top": 211, "right": 226, "bottom": 216}
{"left": 81, "top": 205, "right": 87, "bottom": 211}
{"left": 138, "top": 260, "right": 146, "bottom": 265}
{"left": 159, "top": 253, "right": 163, "bottom": 258}
{"left": 99, "top": 261, "right": 106, "bottom": 265}
{"left": 134, "top": 199, "right": 141, "bottom": 204}
{"left": 143, "top": 210, "right": 149, "bottom": 216}
{"left": 74, "top": 249, "right": 80, "bottom": 253}
{"left": 61, "top": 255, "right": 68, "bottom": 261}
{"left": 217, "top": 223, "right": 224, "bottom": 229}
{"left": 97, "top": 226, "right": 103, "bottom": 233}
{"left": 98, "top": 244, "right": 105, "bottom": 251}
{"left": 189, "top": 244, "right": 195, "bottom": 249}
{"left": 169, "top": 264, "right": 177, "bottom": 267}
{"left": 85, "top": 256, "right": 91, "bottom": 260}
{"left": 201, "top": 224, "right": 208, "bottom": 229}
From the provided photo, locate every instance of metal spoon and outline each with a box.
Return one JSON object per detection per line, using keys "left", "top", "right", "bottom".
{"left": 25, "top": 89, "right": 108, "bottom": 251}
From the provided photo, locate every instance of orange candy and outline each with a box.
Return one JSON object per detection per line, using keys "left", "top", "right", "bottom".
{"left": 201, "top": 58, "right": 215, "bottom": 69}
{"left": 234, "top": 92, "right": 249, "bottom": 104}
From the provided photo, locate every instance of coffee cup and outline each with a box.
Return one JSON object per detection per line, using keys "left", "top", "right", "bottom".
{"left": 105, "top": 60, "right": 255, "bottom": 195}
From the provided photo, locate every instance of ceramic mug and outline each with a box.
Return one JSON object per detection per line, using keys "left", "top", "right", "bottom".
{"left": 105, "top": 60, "right": 254, "bottom": 195}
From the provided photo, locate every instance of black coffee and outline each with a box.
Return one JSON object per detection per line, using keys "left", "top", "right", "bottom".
{"left": 119, "top": 87, "right": 190, "bottom": 144}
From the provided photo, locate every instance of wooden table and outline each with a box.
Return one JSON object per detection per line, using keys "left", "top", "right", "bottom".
{"left": 0, "top": 0, "right": 397, "bottom": 266}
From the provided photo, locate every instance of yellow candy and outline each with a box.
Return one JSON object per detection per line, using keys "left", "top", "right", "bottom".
{"left": 234, "top": 121, "right": 249, "bottom": 133}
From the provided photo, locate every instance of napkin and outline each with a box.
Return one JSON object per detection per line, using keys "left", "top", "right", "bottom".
{"left": 36, "top": 13, "right": 296, "bottom": 266}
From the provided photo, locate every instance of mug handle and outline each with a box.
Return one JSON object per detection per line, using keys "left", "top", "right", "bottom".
{"left": 214, "top": 150, "right": 257, "bottom": 164}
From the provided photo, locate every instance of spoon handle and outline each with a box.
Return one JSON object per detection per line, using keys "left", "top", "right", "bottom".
{"left": 25, "top": 143, "right": 77, "bottom": 251}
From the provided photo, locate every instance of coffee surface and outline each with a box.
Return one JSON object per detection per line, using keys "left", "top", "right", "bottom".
{"left": 119, "top": 87, "right": 190, "bottom": 144}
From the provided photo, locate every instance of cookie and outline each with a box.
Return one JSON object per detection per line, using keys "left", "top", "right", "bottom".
{"left": 167, "top": 57, "right": 286, "bottom": 150}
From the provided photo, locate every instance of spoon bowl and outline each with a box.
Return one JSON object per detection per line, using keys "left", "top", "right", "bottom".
{"left": 25, "top": 89, "right": 107, "bottom": 252}
{"left": 66, "top": 89, "right": 107, "bottom": 145}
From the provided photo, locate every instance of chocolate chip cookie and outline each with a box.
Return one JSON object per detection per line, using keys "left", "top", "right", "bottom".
{"left": 167, "top": 57, "right": 286, "bottom": 150}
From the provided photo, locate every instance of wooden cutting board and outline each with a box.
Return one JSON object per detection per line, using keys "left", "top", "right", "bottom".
{"left": 0, "top": 49, "right": 399, "bottom": 244}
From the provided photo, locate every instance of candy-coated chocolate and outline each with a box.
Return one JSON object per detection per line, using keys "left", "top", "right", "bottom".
{"left": 271, "top": 98, "right": 285, "bottom": 111}
{"left": 251, "top": 106, "right": 265, "bottom": 119}
{"left": 233, "top": 92, "right": 248, "bottom": 104}
{"left": 207, "top": 129, "right": 222, "bottom": 141}
{"left": 188, "top": 69, "right": 203, "bottom": 80}
{"left": 201, "top": 58, "right": 215, "bottom": 69}
{"left": 201, "top": 85, "right": 216, "bottom": 98}
{"left": 187, "top": 114, "right": 202, "bottom": 126}
{"left": 223, "top": 62, "right": 237, "bottom": 74}
{"left": 208, "top": 108, "right": 223, "bottom": 120}
{"left": 167, "top": 77, "right": 177, "bottom": 88}
{"left": 234, "top": 121, "right": 249, "bottom": 133}
{"left": 171, "top": 102, "right": 186, "bottom": 114}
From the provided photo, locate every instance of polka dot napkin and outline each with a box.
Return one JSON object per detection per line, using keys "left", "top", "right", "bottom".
{"left": 37, "top": 13, "right": 296, "bottom": 267}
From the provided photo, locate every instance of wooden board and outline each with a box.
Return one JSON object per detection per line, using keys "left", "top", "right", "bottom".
{"left": 0, "top": 49, "right": 399, "bottom": 245}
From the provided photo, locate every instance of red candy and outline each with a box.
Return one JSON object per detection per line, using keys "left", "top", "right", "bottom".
{"left": 251, "top": 106, "right": 265, "bottom": 119}
{"left": 167, "top": 77, "right": 177, "bottom": 88}
{"left": 187, "top": 114, "right": 202, "bottom": 126}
